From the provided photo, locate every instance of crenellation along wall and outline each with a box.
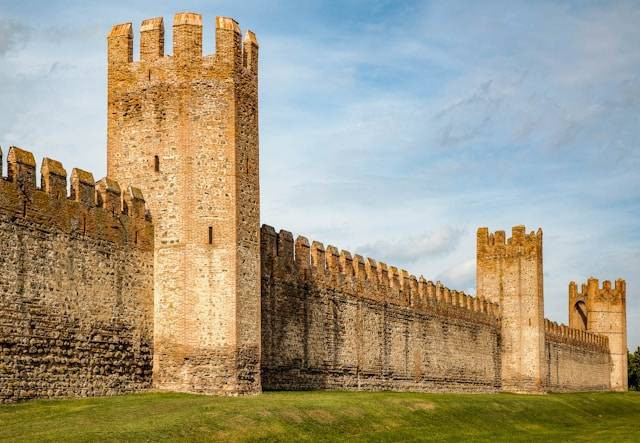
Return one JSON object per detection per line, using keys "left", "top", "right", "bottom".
{"left": 543, "top": 319, "right": 611, "bottom": 391}
{"left": 0, "top": 146, "right": 154, "bottom": 403}
{"left": 261, "top": 225, "right": 503, "bottom": 392}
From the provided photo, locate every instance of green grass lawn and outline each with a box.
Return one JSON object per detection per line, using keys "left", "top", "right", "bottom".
{"left": 1, "top": 391, "right": 639, "bottom": 442}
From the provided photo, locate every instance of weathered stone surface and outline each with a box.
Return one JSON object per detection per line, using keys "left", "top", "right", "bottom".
{"left": 261, "top": 225, "right": 616, "bottom": 394}
{"left": 544, "top": 319, "right": 611, "bottom": 391}
{"left": 0, "top": 148, "right": 154, "bottom": 403}
{"left": 261, "top": 226, "right": 502, "bottom": 392}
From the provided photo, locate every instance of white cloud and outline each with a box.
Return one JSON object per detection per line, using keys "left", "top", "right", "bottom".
{"left": 0, "top": 19, "right": 30, "bottom": 56}
{"left": 437, "top": 258, "right": 475, "bottom": 294}
{"left": 358, "top": 226, "right": 463, "bottom": 264}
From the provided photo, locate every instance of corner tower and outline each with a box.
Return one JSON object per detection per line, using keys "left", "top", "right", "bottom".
{"left": 107, "top": 13, "right": 260, "bottom": 394}
{"left": 569, "top": 278, "right": 627, "bottom": 391}
{"left": 477, "top": 226, "right": 545, "bottom": 392}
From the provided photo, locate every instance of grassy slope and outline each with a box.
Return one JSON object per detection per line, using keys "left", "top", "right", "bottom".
{"left": 0, "top": 391, "right": 639, "bottom": 442}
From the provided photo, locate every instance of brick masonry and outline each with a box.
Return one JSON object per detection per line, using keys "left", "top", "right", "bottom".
{"left": 107, "top": 14, "right": 261, "bottom": 395}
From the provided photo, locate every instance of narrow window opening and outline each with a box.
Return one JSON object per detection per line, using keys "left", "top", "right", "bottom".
{"left": 154, "top": 155, "right": 160, "bottom": 172}
{"left": 22, "top": 201, "right": 27, "bottom": 217}
{"left": 148, "top": 69, "right": 151, "bottom": 81}
{"left": 208, "top": 227, "right": 213, "bottom": 245}
{"left": 135, "top": 231, "right": 138, "bottom": 244}
{"left": 246, "top": 157, "right": 249, "bottom": 174}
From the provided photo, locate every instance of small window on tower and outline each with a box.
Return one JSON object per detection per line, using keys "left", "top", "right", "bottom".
{"left": 154, "top": 155, "right": 160, "bottom": 172}
{"left": 208, "top": 227, "right": 213, "bottom": 245}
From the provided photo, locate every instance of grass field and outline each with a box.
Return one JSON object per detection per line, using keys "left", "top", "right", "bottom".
{"left": 1, "top": 391, "right": 639, "bottom": 442}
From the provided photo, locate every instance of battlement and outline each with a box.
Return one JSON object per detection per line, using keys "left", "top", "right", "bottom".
{"left": 262, "top": 225, "right": 500, "bottom": 324}
{"left": 567, "top": 275, "right": 627, "bottom": 390}
{"left": 544, "top": 319, "right": 609, "bottom": 352}
{"left": 108, "top": 13, "right": 258, "bottom": 72}
{"left": 477, "top": 225, "right": 543, "bottom": 258}
{"left": 0, "top": 146, "right": 152, "bottom": 249}
{"left": 569, "top": 278, "right": 626, "bottom": 303}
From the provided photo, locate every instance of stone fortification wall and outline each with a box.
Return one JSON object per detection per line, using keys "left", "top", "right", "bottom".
{"left": 543, "top": 319, "right": 611, "bottom": 392}
{"left": 0, "top": 147, "right": 154, "bottom": 403}
{"left": 260, "top": 225, "right": 502, "bottom": 392}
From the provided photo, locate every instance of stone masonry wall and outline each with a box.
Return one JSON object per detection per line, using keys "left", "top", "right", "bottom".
{"left": 0, "top": 147, "right": 154, "bottom": 403}
{"left": 543, "top": 320, "right": 611, "bottom": 391}
{"left": 260, "top": 226, "right": 502, "bottom": 392}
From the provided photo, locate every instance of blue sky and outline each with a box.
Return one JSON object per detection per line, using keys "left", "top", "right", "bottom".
{"left": 0, "top": 0, "right": 638, "bottom": 348}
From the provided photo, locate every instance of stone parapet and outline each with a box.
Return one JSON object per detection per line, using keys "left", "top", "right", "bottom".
{"left": 108, "top": 13, "right": 258, "bottom": 76}
{"left": 544, "top": 318, "right": 609, "bottom": 352}
{"left": 477, "top": 225, "right": 542, "bottom": 259}
{"left": 0, "top": 146, "right": 152, "bottom": 250}
{"left": 261, "top": 224, "right": 500, "bottom": 326}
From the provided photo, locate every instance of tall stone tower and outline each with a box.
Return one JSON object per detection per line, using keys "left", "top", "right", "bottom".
{"left": 477, "top": 226, "right": 545, "bottom": 392}
{"left": 569, "top": 278, "right": 627, "bottom": 391}
{"left": 107, "top": 13, "right": 261, "bottom": 395}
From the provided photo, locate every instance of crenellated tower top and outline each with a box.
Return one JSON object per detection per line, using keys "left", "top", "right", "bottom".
{"left": 107, "top": 13, "right": 258, "bottom": 74}
{"left": 477, "top": 225, "right": 543, "bottom": 259}
{"left": 569, "top": 277, "right": 626, "bottom": 304}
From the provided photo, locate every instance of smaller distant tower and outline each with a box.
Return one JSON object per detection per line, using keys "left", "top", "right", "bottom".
{"left": 568, "top": 278, "right": 628, "bottom": 391}
{"left": 477, "top": 225, "right": 545, "bottom": 392}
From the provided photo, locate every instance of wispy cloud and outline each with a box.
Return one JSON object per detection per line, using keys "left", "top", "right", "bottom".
{"left": 0, "top": 19, "right": 30, "bottom": 56}
{"left": 358, "top": 226, "right": 463, "bottom": 264}
{"left": 437, "top": 258, "right": 475, "bottom": 293}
